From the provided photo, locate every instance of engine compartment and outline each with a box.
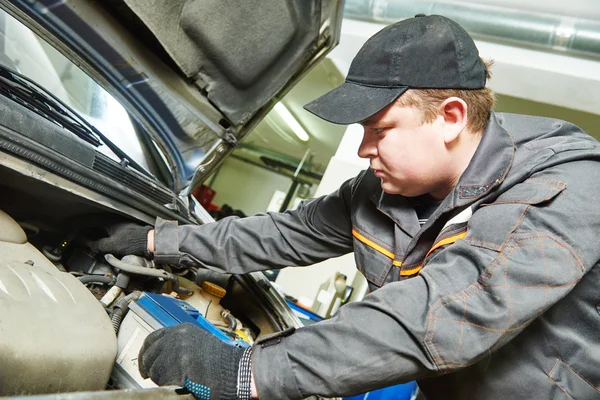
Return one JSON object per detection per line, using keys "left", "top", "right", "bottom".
{"left": 0, "top": 210, "right": 116, "bottom": 394}
{"left": 0, "top": 159, "right": 288, "bottom": 397}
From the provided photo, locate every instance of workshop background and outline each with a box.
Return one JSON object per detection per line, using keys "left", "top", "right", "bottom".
{"left": 202, "top": 0, "right": 600, "bottom": 315}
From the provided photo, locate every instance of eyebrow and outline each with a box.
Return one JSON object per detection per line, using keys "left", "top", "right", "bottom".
{"left": 361, "top": 117, "right": 393, "bottom": 127}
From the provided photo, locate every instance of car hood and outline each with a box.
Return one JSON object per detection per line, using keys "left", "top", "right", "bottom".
{"left": 4, "top": 0, "right": 343, "bottom": 194}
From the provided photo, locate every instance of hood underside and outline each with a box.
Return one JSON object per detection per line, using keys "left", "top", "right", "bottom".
{"left": 123, "top": 0, "right": 325, "bottom": 126}
{"left": 5, "top": 0, "right": 343, "bottom": 193}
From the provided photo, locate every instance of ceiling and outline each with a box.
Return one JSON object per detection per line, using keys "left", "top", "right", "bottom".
{"left": 461, "top": 0, "right": 600, "bottom": 20}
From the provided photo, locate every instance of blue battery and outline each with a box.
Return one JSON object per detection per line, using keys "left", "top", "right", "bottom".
{"left": 134, "top": 292, "right": 249, "bottom": 349}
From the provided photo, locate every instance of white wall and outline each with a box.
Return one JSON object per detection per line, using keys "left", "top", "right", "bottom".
{"left": 210, "top": 157, "right": 296, "bottom": 216}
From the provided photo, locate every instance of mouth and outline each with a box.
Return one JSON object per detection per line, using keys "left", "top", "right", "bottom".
{"left": 372, "top": 169, "right": 384, "bottom": 178}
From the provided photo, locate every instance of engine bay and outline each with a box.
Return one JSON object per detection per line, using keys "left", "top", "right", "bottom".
{"left": 0, "top": 160, "right": 290, "bottom": 397}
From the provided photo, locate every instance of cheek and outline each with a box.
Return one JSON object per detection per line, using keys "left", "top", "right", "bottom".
{"left": 384, "top": 157, "right": 422, "bottom": 182}
{"left": 382, "top": 142, "right": 431, "bottom": 175}
{"left": 392, "top": 154, "right": 445, "bottom": 186}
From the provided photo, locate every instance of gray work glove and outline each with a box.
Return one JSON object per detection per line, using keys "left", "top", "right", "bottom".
{"left": 87, "top": 222, "right": 152, "bottom": 258}
{"left": 139, "top": 323, "right": 251, "bottom": 400}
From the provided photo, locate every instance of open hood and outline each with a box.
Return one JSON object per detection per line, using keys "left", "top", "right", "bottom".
{"left": 3, "top": 0, "right": 343, "bottom": 194}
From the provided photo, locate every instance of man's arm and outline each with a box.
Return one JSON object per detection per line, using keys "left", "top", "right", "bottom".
{"left": 149, "top": 175, "right": 358, "bottom": 273}
{"left": 251, "top": 160, "right": 600, "bottom": 399}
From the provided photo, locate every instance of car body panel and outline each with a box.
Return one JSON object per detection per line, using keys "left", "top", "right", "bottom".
{"left": 2, "top": 0, "right": 343, "bottom": 194}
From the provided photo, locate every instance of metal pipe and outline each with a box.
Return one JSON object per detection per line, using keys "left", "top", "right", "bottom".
{"left": 280, "top": 149, "right": 312, "bottom": 212}
{"left": 293, "top": 148, "right": 312, "bottom": 179}
{"left": 230, "top": 154, "right": 319, "bottom": 185}
{"left": 344, "top": 0, "right": 600, "bottom": 60}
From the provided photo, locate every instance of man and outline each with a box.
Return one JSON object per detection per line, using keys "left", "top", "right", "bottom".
{"left": 96, "top": 15, "right": 600, "bottom": 400}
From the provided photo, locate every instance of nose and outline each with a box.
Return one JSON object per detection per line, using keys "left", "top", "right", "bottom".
{"left": 357, "top": 131, "right": 377, "bottom": 159}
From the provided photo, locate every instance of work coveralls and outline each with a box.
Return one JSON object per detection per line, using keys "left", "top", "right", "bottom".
{"left": 154, "top": 112, "right": 600, "bottom": 399}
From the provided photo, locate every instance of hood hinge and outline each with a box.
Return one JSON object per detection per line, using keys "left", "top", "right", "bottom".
{"left": 223, "top": 130, "right": 238, "bottom": 148}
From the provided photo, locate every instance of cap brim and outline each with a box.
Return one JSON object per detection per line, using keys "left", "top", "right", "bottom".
{"left": 303, "top": 81, "right": 408, "bottom": 125}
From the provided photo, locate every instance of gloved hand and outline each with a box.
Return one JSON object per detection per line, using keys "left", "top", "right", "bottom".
{"left": 87, "top": 222, "right": 152, "bottom": 258}
{"left": 139, "top": 323, "right": 251, "bottom": 400}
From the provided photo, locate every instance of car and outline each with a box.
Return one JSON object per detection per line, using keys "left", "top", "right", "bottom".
{"left": 0, "top": 0, "right": 343, "bottom": 398}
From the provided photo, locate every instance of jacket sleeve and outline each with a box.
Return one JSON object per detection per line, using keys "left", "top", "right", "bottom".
{"left": 151, "top": 174, "right": 359, "bottom": 273}
{"left": 252, "top": 159, "right": 600, "bottom": 399}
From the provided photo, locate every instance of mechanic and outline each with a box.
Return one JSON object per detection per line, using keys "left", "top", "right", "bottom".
{"left": 92, "top": 14, "right": 600, "bottom": 400}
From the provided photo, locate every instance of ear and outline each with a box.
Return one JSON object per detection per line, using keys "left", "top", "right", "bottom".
{"left": 439, "top": 97, "right": 468, "bottom": 144}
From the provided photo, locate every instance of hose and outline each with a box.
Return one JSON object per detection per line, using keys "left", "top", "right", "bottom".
{"left": 221, "top": 310, "right": 237, "bottom": 331}
{"left": 110, "top": 291, "right": 142, "bottom": 334}
{"left": 104, "top": 254, "right": 193, "bottom": 296}
{"left": 105, "top": 254, "right": 172, "bottom": 279}
{"left": 42, "top": 245, "right": 62, "bottom": 262}
{"left": 78, "top": 275, "right": 116, "bottom": 285}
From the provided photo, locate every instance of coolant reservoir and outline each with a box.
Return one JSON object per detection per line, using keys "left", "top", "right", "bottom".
{"left": 178, "top": 278, "right": 227, "bottom": 323}
{"left": 0, "top": 210, "right": 117, "bottom": 395}
{"left": 200, "top": 281, "right": 227, "bottom": 320}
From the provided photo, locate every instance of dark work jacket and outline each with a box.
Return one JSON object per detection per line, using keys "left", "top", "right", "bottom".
{"left": 154, "top": 112, "right": 600, "bottom": 400}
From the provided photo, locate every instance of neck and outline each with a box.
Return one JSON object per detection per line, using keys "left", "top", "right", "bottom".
{"left": 430, "top": 129, "right": 483, "bottom": 200}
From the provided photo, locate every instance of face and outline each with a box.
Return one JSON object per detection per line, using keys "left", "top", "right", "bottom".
{"left": 358, "top": 102, "right": 458, "bottom": 198}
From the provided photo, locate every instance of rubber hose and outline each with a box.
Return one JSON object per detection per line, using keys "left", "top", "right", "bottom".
{"left": 222, "top": 310, "right": 237, "bottom": 331}
{"left": 111, "top": 291, "right": 142, "bottom": 334}
{"left": 78, "top": 275, "right": 116, "bottom": 285}
{"left": 42, "top": 245, "right": 62, "bottom": 262}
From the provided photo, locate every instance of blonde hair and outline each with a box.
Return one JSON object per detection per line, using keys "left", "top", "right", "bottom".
{"left": 396, "top": 59, "right": 495, "bottom": 133}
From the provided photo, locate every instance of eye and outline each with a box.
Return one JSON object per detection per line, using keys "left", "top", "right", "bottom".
{"left": 373, "top": 127, "right": 386, "bottom": 135}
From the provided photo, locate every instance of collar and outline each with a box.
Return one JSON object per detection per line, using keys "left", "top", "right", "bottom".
{"left": 449, "top": 111, "right": 515, "bottom": 208}
{"left": 370, "top": 111, "right": 515, "bottom": 235}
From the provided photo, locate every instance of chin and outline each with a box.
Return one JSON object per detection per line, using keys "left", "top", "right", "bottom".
{"left": 381, "top": 183, "right": 425, "bottom": 197}
{"left": 381, "top": 183, "right": 402, "bottom": 195}
{"left": 382, "top": 188, "right": 400, "bottom": 195}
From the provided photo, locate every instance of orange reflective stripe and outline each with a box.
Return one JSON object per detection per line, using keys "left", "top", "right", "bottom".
{"left": 401, "top": 230, "right": 467, "bottom": 277}
{"left": 400, "top": 265, "right": 422, "bottom": 276}
{"left": 352, "top": 229, "right": 467, "bottom": 276}
{"left": 352, "top": 229, "right": 399, "bottom": 262}
{"left": 425, "top": 231, "right": 467, "bottom": 260}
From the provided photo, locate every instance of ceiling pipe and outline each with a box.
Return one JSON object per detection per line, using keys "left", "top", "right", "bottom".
{"left": 344, "top": 0, "right": 600, "bottom": 60}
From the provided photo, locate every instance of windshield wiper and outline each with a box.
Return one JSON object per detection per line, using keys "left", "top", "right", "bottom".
{"left": 0, "top": 64, "right": 151, "bottom": 178}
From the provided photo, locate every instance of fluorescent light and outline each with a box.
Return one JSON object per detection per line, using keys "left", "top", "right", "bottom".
{"left": 274, "top": 102, "right": 309, "bottom": 142}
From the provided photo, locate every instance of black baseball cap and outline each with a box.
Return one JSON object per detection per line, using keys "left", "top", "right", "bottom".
{"left": 304, "top": 14, "right": 487, "bottom": 125}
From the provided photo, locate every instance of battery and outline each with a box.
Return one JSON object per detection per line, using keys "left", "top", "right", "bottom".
{"left": 111, "top": 292, "right": 249, "bottom": 389}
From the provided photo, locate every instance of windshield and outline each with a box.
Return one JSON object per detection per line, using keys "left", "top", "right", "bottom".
{"left": 0, "top": 9, "right": 156, "bottom": 174}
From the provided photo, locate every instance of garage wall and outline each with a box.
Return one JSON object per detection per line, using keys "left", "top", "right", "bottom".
{"left": 496, "top": 94, "right": 600, "bottom": 140}
{"left": 209, "top": 158, "right": 294, "bottom": 216}
{"left": 209, "top": 157, "right": 319, "bottom": 217}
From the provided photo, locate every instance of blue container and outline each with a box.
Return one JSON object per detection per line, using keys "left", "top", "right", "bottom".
{"left": 344, "top": 381, "right": 418, "bottom": 400}
{"left": 285, "top": 300, "right": 418, "bottom": 400}
{"left": 285, "top": 300, "right": 324, "bottom": 325}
